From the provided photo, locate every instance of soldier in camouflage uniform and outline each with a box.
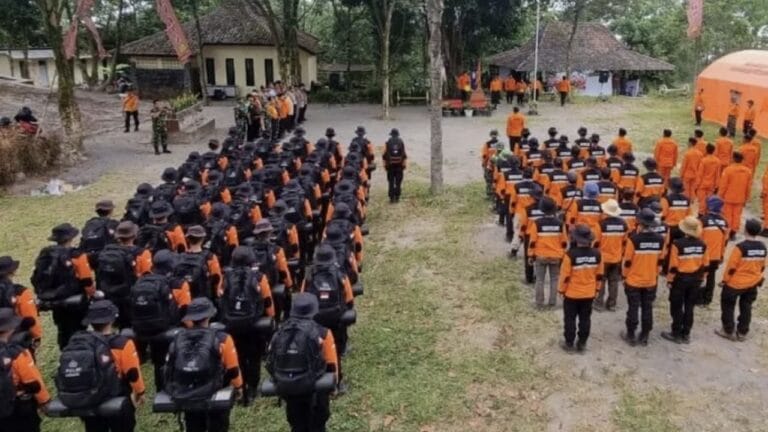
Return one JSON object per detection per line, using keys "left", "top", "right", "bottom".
{"left": 150, "top": 99, "right": 171, "bottom": 155}
{"left": 233, "top": 98, "right": 249, "bottom": 141}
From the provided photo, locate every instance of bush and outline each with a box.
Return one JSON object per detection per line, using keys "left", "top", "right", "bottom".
{"left": 0, "top": 130, "right": 61, "bottom": 186}
{"left": 308, "top": 86, "right": 383, "bottom": 104}
{"left": 169, "top": 92, "right": 199, "bottom": 112}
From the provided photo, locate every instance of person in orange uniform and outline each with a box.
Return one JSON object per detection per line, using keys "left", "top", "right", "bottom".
{"left": 266, "top": 96, "right": 281, "bottom": 142}
{"left": 556, "top": 75, "right": 571, "bottom": 107}
{"left": 661, "top": 178, "right": 692, "bottom": 256}
{"left": 122, "top": 88, "right": 139, "bottom": 132}
{"left": 727, "top": 98, "right": 740, "bottom": 138}
{"left": 739, "top": 131, "right": 761, "bottom": 178}
{"left": 33, "top": 223, "right": 96, "bottom": 349}
{"left": 532, "top": 78, "right": 543, "bottom": 102}
{"left": 80, "top": 300, "right": 145, "bottom": 431}
{"left": 743, "top": 99, "right": 756, "bottom": 135}
{"left": 719, "top": 152, "right": 753, "bottom": 238}
{"left": 698, "top": 196, "right": 729, "bottom": 306}
{"left": 506, "top": 106, "right": 526, "bottom": 152}
{"left": 716, "top": 219, "right": 765, "bottom": 341}
{"left": 270, "top": 293, "right": 338, "bottom": 432}
{"left": 568, "top": 182, "right": 602, "bottom": 239}
{"left": 528, "top": 197, "right": 568, "bottom": 309}
{"left": 504, "top": 75, "right": 516, "bottom": 104}
{"left": 489, "top": 75, "right": 503, "bottom": 107}
{"left": 612, "top": 128, "right": 633, "bottom": 158}
{"left": 177, "top": 297, "right": 243, "bottom": 431}
{"left": 635, "top": 158, "right": 665, "bottom": 206}
{"left": 595, "top": 200, "right": 628, "bottom": 311}
{"left": 695, "top": 144, "right": 722, "bottom": 215}
{"left": 618, "top": 152, "right": 639, "bottom": 194}
{"left": 693, "top": 129, "right": 707, "bottom": 155}
{"left": 714, "top": 127, "right": 733, "bottom": 168}
{"left": 694, "top": 88, "right": 705, "bottom": 127}
{"left": 147, "top": 201, "right": 188, "bottom": 253}
{"left": 183, "top": 225, "right": 224, "bottom": 299}
{"left": 653, "top": 129, "right": 678, "bottom": 183}
{"left": 622, "top": 209, "right": 666, "bottom": 346}
{"left": 680, "top": 138, "right": 703, "bottom": 205}
{"left": 515, "top": 79, "right": 528, "bottom": 106}
{"left": 457, "top": 71, "right": 471, "bottom": 101}
{"left": 0, "top": 256, "right": 42, "bottom": 350}
{"left": 558, "top": 224, "right": 603, "bottom": 352}
{"left": 0, "top": 308, "right": 50, "bottom": 432}
{"left": 662, "top": 217, "right": 709, "bottom": 344}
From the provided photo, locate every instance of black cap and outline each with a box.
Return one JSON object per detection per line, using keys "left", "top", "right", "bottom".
{"left": 152, "top": 250, "right": 178, "bottom": 274}
{"left": 182, "top": 298, "right": 217, "bottom": 322}
{"left": 290, "top": 293, "right": 319, "bottom": 318}
{"left": 186, "top": 225, "right": 207, "bottom": 239}
{"left": 95, "top": 200, "right": 115, "bottom": 211}
{"left": 314, "top": 244, "right": 337, "bottom": 267}
{"left": 211, "top": 202, "right": 230, "bottom": 220}
{"left": 325, "top": 127, "right": 336, "bottom": 137}
{"left": 539, "top": 197, "right": 557, "bottom": 215}
{"left": 571, "top": 224, "right": 595, "bottom": 244}
{"left": 115, "top": 221, "right": 139, "bottom": 239}
{"left": 643, "top": 158, "right": 657, "bottom": 170}
{"left": 231, "top": 246, "right": 255, "bottom": 266}
{"left": 326, "top": 225, "right": 346, "bottom": 243}
{"left": 669, "top": 177, "right": 683, "bottom": 192}
{"left": 0, "top": 256, "right": 20, "bottom": 276}
{"left": 49, "top": 223, "right": 80, "bottom": 242}
{"left": 150, "top": 201, "right": 174, "bottom": 218}
{"left": 83, "top": 300, "right": 119, "bottom": 326}
{"left": 745, "top": 219, "right": 762, "bottom": 236}
{"left": 136, "top": 183, "right": 154, "bottom": 197}
{"left": 162, "top": 167, "right": 178, "bottom": 182}
{"left": 637, "top": 208, "right": 658, "bottom": 227}
{"left": 390, "top": 128, "right": 400, "bottom": 137}
{"left": 333, "top": 202, "right": 352, "bottom": 219}
{"left": 355, "top": 126, "right": 366, "bottom": 135}
{"left": 0, "top": 308, "right": 21, "bottom": 332}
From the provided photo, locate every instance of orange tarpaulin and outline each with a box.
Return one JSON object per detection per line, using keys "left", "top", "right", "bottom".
{"left": 696, "top": 50, "right": 768, "bottom": 137}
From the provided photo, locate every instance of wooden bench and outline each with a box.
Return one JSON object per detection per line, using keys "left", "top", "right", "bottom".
{"left": 659, "top": 84, "right": 690, "bottom": 97}
{"left": 395, "top": 91, "right": 429, "bottom": 105}
{"left": 441, "top": 99, "right": 463, "bottom": 116}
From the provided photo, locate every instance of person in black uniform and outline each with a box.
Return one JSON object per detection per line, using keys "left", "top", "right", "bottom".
{"left": 383, "top": 128, "right": 407, "bottom": 203}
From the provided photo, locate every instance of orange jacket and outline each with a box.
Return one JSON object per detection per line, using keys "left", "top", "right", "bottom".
{"left": 612, "top": 137, "right": 633, "bottom": 157}
{"left": 666, "top": 237, "right": 709, "bottom": 282}
{"left": 504, "top": 77, "right": 516, "bottom": 91}
{"left": 2, "top": 282, "right": 43, "bottom": 340}
{"left": 556, "top": 79, "right": 571, "bottom": 93}
{"left": 622, "top": 230, "right": 665, "bottom": 288}
{"left": 109, "top": 334, "right": 146, "bottom": 396}
{"left": 696, "top": 155, "right": 722, "bottom": 190}
{"left": 653, "top": 138, "right": 678, "bottom": 168}
{"left": 635, "top": 172, "right": 665, "bottom": 201}
{"left": 506, "top": 113, "right": 526, "bottom": 137}
{"left": 599, "top": 216, "right": 628, "bottom": 264}
{"left": 515, "top": 81, "right": 527, "bottom": 93}
{"left": 680, "top": 148, "right": 703, "bottom": 180}
{"left": 739, "top": 142, "right": 761, "bottom": 175}
{"left": 714, "top": 137, "right": 733, "bottom": 167}
{"left": 745, "top": 106, "right": 757, "bottom": 122}
{"left": 700, "top": 213, "right": 728, "bottom": 262}
{"left": 72, "top": 252, "right": 96, "bottom": 297}
{"left": 558, "top": 247, "right": 603, "bottom": 299}
{"left": 123, "top": 94, "right": 139, "bottom": 112}
{"left": 528, "top": 216, "right": 568, "bottom": 259}
{"left": 9, "top": 346, "right": 50, "bottom": 405}
{"left": 722, "top": 239, "right": 766, "bottom": 289}
{"left": 662, "top": 193, "right": 691, "bottom": 226}
{"left": 728, "top": 103, "right": 740, "bottom": 117}
{"left": 218, "top": 331, "right": 244, "bottom": 389}
{"left": 165, "top": 224, "right": 188, "bottom": 253}
{"left": 694, "top": 94, "right": 704, "bottom": 110}
{"left": 718, "top": 163, "right": 753, "bottom": 204}
{"left": 490, "top": 79, "right": 503, "bottom": 92}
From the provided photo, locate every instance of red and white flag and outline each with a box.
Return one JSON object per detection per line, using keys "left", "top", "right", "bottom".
{"left": 156, "top": 0, "right": 193, "bottom": 64}
{"left": 64, "top": 0, "right": 108, "bottom": 59}
{"left": 687, "top": 0, "right": 703, "bottom": 39}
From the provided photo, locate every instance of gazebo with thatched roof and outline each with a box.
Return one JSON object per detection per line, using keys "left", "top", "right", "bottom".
{"left": 487, "top": 22, "right": 674, "bottom": 96}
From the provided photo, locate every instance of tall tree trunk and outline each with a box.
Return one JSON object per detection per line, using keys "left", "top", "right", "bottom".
{"left": 427, "top": 0, "right": 443, "bottom": 194}
{"left": 99, "top": 0, "right": 125, "bottom": 90}
{"left": 380, "top": 1, "right": 394, "bottom": 120}
{"left": 36, "top": 0, "right": 84, "bottom": 162}
{"left": 7, "top": 47, "right": 15, "bottom": 77}
{"left": 191, "top": 0, "right": 208, "bottom": 104}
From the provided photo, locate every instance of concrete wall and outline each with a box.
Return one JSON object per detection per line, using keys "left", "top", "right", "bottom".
{"left": 0, "top": 55, "right": 87, "bottom": 87}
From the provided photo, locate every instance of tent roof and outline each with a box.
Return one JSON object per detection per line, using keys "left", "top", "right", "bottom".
{"left": 698, "top": 50, "right": 768, "bottom": 86}
{"left": 121, "top": 2, "right": 320, "bottom": 56}
{"left": 487, "top": 22, "right": 674, "bottom": 72}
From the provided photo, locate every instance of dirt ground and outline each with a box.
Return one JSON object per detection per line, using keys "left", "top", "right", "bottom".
{"left": 4, "top": 85, "right": 768, "bottom": 430}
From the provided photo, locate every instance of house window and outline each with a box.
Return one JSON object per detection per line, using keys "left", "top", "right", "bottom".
{"left": 245, "top": 58, "right": 255, "bottom": 86}
{"left": 205, "top": 58, "right": 215, "bottom": 85}
{"left": 264, "top": 59, "right": 274, "bottom": 85}
{"left": 225, "top": 58, "right": 235, "bottom": 86}
{"left": 19, "top": 61, "right": 29, "bottom": 79}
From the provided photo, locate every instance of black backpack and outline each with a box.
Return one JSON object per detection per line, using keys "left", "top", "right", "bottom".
{"left": 333, "top": 193, "right": 360, "bottom": 225}
{"left": 205, "top": 219, "right": 232, "bottom": 266}
{"left": 178, "top": 160, "right": 201, "bottom": 182}
{"left": 173, "top": 195, "right": 202, "bottom": 227}
{"left": 251, "top": 243, "right": 279, "bottom": 286}
{"left": 386, "top": 139, "right": 405, "bottom": 165}
{"left": 80, "top": 217, "right": 114, "bottom": 256}
{"left": 305, "top": 265, "right": 345, "bottom": 327}
{"left": 0, "top": 342, "right": 22, "bottom": 418}
{"left": 153, "top": 183, "right": 178, "bottom": 203}
{"left": 201, "top": 152, "right": 220, "bottom": 171}
{"left": 55, "top": 332, "right": 121, "bottom": 409}
{"left": 266, "top": 318, "right": 325, "bottom": 397}
{"left": 267, "top": 215, "right": 291, "bottom": 253}
{"left": 31, "top": 246, "right": 78, "bottom": 302}
{"left": 165, "top": 328, "right": 223, "bottom": 402}
{"left": 282, "top": 187, "right": 306, "bottom": 216}
{"left": 123, "top": 197, "right": 150, "bottom": 226}
{"left": 174, "top": 252, "right": 211, "bottom": 299}
{"left": 96, "top": 245, "right": 137, "bottom": 299}
{"left": 220, "top": 267, "right": 264, "bottom": 333}
{"left": 137, "top": 224, "right": 171, "bottom": 253}
{"left": 130, "top": 274, "right": 174, "bottom": 337}
{"left": 223, "top": 160, "right": 247, "bottom": 188}
{"left": 0, "top": 281, "right": 21, "bottom": 310}
{"left": 326, "top": 239, "right": 355, "bottom": 282}
{"left": 229, "top": 200, "right": 256, "bottom": 242}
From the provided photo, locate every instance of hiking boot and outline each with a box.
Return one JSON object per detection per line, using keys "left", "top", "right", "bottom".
{"left": 576, "top": 340, "right": 587, "bottom": 353}
{"left": 715, "top": 328, "right": 736, "bottom": 341}
{"left": 124, "top": 129, "right": 129, "bottom": 133}
{"left": 162, "top": 149, "right": 172, "bottom": 154}
{"left": 637, "top": 332, "right": 649, "bottom": 346}
{"left": 660, "top": 331, "right": 683, "bottom": 344}
{"left": 606, "top": 302, "right": 617, "bottom": 312}
{"left": 509, "top": 249, "right": 518, "bottom": 259}
{"left": 736, "top": 332, "right": 748, "bottom": 342}
{"left": 621, "top": 331, "right": 636, "bottom": 347}
{"left": 681, "top": 334, "right": 690, "bottom": 344}
{"left": 560, "top": 340, "right": 575, "bottom": 353}
{"left": 593, "top": 301, "right": 605, "bottom": 312}
{"left": 154, "top": 150, "right": 161, "bottom": 155}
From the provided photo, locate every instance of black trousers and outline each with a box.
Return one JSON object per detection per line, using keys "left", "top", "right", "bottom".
{"left": 271, "top": 119, "right": 280, "bottom": 141}
{"left": 184, "top": 410, "right": 231, "bottom": 432}
{"left": 523, "top": 236, "right": 534, "bottom": 283}
{"left": 744, "top": 120, "right": 754, "bottom": 135}
{"left": 82, "top": 401, "right": 136, "bottom": 432}
{"left": 52, "top": 306, "right": 87, "bottom": 349}
{"left": 559, "top": 92, "right": 567, "bottom": 106}
{"left": 329, "top": 324, "right": 347, "bottom": 383}
{"left": 491, "top": 91, "right": 501, "bottom": 106}
{"left": 727, "top": 115, "right": 737, "bottom": 137}
{"left": 232, "top": 331, "right": 265, "bottom": 395}
{"left": 461, "top": 90, "right": 470, "bottom": 102}
{"left": 669, "top": 277, "right": 702, "bottom": 337}
{"left": 6, "top": 399, "right": 41, "bottom": 432}
{"left": 299, "top": 105, "right": 307, "bottom": 123}
{"left": 246, "top": 120, "right": 261, "bottom": 142}
{"left": 124, "top": 111, "right": 139, "bottom": 131}
{"left": 625, "top": 286, "right": 657, "bottom": 336}
{"left": 695, "top": 109, "right": 703, "bottom": 126}
{"left": 699, "top": 261, "right": 721, "bottom": 305}
{"left": 516, "top": 92, "right": 525, "bottom": 105}
{"left": 285, "top": 393, "right": 331, "bottom": 432}
{"left": 563, "top": 297, "right": 593, "bottom": 345}
{"left": 136, "top": 337, "right": 170, "bottom": 392}
{"left": 721, "top": 286, "right": 758, "bottom": 335}
{"left": 111, "top": 296, "right": 133, "bottom": 330}
{"left": 508, "top": 136, "right": 521, "bottom": 152}
{"left": 506, "top": 91, "right": 514, "bottom": 103}
{"left": 386, "top": 167, "right": 404, "bottom": 200}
